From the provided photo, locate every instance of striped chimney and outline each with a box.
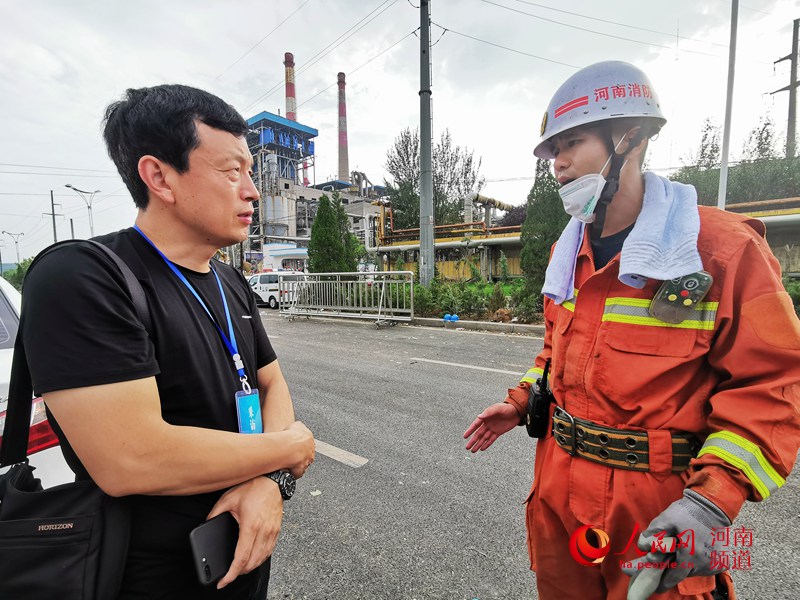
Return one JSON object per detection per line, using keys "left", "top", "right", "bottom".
{"left": 284, "top": 52, "right": 297, "bottom": 121}
{"left": 337, "top": 72, "right": 350, "bottom": 182}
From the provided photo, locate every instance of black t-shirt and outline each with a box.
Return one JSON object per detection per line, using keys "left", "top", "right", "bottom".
{"left": 20, "top": 228, "right": 277, "bottom": 599}
{"left": 590, "top": 222, "right": 635, "bottom": 270}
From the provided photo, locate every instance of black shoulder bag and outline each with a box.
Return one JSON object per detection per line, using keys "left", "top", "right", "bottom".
{"left": 0, "top": 240, "right": 152, "bottom": 600}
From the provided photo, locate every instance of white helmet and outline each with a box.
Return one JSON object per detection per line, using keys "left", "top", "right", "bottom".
{"left": 534, "top": 61, "right": 666, "bottom": 159}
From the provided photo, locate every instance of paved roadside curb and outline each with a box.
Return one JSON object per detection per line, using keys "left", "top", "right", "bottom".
{"left": 411, "top": 317, "right": 545, "bottom": 336}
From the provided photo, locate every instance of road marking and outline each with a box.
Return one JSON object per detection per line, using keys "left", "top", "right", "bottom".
{"left": 410, "top": 357, "right": 523, "bottom": 376}
{"left": 316, "top": 440, "right": 369, "bottom": 468}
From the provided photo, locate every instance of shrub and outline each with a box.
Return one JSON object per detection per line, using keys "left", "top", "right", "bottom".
{"left": 499, "top": 251, "right": 510, "bottom": 283}
{"left": 413, "top": 284, "right": 436, "bottom": 317}
{"left": 488, "top": 282, "right": 506, "bottom": 313}
{"left": 437, "top": 284, "right": 461, "bottom": 316}
{"left": 468, "top": 258, "right": 481, "bottom": 281}
{"left": 784, "top": 278, "right": 800, "bottom": 316}
{"left": 510, "top": 284, "right": 542, "bottom": 323}
{"left": 456, "top": 283, "right": 486, "bottom": 319}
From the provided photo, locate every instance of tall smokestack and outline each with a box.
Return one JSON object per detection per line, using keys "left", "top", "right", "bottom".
{"left": 284, "top": 52, "right": 297, "bottom": 121}
{"left": 284, "top": 52, "right": 309, "bottom": 186}
{"left": 337, "top": 72, "right": 349, "bottom": 182}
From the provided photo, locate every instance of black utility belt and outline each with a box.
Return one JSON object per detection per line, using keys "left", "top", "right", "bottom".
{"left": 551, "top": 407, "right": 699, "bottom": 473}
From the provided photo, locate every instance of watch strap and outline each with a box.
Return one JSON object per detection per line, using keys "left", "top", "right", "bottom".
{"left": 265, "top": 471, "right": 291, "bottom": 500}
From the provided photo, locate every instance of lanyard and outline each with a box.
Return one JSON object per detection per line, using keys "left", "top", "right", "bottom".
{"left": 133, "top": 226, "right": 251, "bottom": 393}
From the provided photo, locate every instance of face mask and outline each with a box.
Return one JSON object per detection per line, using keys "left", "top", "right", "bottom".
{"left": 556, "top": 134, "right": 628, "bottom": 223}
{"left": 557, "top": 170, "right": 608, "bottom": 223}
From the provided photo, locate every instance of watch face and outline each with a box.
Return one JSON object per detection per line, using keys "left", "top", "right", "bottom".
{"left": 282, "top": 473, "right": 296, "bottom": 499}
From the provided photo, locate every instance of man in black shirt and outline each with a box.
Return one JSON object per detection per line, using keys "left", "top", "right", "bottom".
{"left": 20, "top": 84, "right": 315, "bottom": 598}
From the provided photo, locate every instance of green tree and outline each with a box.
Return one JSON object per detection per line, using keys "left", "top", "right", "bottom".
{"left": 307, "top": 195, "right": 347, "bottom": 272}
{"left": 742, "top": 115, "right": 778, "bottom": 162}
{"left": 386, "top": 181, "right": 419, "bottom": 232}
{"left": 670, "top": 114, "right": 800, "bottom": 204}
{"left": 498, "top": 204, "right": 526, "bottom": 227}
{"left": 519, "top": 159, "right": 569, "bottom": 311}
{"left": 2, "top": 257, "right": 33, "bottom": 291}
{"left": 331, "top": 192, "right": 362, "bottom": 271}
{"left": 687, "top": 118, "right": 721, "bottom": 170}
{"left": 384, "top": 127, "right": 485, "bottom": 229}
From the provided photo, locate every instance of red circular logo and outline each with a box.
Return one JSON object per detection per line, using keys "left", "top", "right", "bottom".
{"left": 568, "top": 525, "right": 611, "bottom": 566}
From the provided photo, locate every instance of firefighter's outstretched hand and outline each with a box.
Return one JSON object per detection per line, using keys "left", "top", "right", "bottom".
{"left": 464, "top": 403, "right": 520, "bottom": 452}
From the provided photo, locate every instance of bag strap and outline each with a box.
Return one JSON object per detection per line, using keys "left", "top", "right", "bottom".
{"left": 0, "top": 240, "right": 152, "bottom": 467}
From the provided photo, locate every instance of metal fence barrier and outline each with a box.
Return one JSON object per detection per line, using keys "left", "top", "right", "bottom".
{"left": 280, "top": 271, "right": 414, "bottom": 326}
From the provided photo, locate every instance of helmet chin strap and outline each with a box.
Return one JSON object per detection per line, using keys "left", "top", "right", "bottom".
{"left": 592, "top": 129, "right": 647, "bottom": 236}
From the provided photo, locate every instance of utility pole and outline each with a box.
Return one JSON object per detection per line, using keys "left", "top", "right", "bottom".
{"left": 419, "top": 0, "right": 434, "bottom": 286}
{"left": 718, "top": 0, "right": 738, "bottom": 210}
{"left": 772, "top": 18, "right": 800, "bottom": 158}
{"left": 70, "top": 219, "right": 75, "bottom": 239}
{"left": 2, "top": 231, "right": 24, "bottom": 264}
{"left": 44, "top": 191, "right": 63, "bottom": 243}
{"left": 0, "top": 244, "right": 4, "bottom": 276}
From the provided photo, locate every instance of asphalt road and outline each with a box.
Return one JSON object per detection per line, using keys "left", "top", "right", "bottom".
{"left": 258, "top": 311, "right": 800, "bottom": 600}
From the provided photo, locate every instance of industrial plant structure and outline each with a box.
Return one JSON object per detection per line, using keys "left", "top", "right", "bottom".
{"left": 238, "top": 52, "right": 799, "bottom": 280}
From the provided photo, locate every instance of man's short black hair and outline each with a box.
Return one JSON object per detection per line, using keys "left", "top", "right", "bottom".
{"left": 103, "top": 84, "right": 249, "bottom": 209}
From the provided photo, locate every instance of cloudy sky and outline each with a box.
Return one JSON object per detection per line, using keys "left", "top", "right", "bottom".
{"left": 1, "top": 0, "right": 798, "bottom": 260}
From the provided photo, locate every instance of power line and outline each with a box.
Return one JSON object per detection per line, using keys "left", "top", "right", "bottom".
{"left": 242, "top": 0, "right": 399, "bottom": 113}
{"left": 209, "top": 0, "right": 314, "bottom": 84}
{"left": 0, "top": 162, "right": 116, "bottom": 173}
{"left": 508, "top": 0, "right": 729, "bottom": 49}
{"left": 715, "top": 0, "right": 774, "bottom": 17}
{"left": 297, "top": 29, "right": 418, "bottom": 110}
{"left": 0, "top": 192, "right": 130, "bottom": 197}
{"left": 437, "top": 25, "right": 579, "bottom": 68}
{"left": 477, "top": 0, "right": 721, "bottom": 58}
{"left": 0, "top": 170, "right": 121, "bottom": 179}
{"left": 430, "top": 25, "right": 447, "bottom": 47}
{"left": 243, "top": 0, "right": 397, "bottom": 112}
{"left": 0, "top": 211, "right": 47, "bottom": 217}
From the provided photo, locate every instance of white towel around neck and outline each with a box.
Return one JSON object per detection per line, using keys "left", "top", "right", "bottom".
{"left": 542, "top": 172, "right": 702, "bottom": 304}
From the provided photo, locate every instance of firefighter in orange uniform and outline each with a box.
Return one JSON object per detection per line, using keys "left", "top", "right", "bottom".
{"left": 464, "top": 61, "right": 800, "bottom": 600}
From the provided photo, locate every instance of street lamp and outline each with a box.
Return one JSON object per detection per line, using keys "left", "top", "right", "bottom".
{"left": 2, "top": 231, "right": 24, "bottom": 264}
{"left": 65, "top": 184, "right": 100, "bottom": 237}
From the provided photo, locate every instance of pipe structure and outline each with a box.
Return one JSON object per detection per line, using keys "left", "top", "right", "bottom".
{"left": 376, "top": 236, "right": 521, "bottom": 253}
{"left": 466, "top": 192, "right": 515, "bottom": 212}
{"left": 337, "top": 72, "right": 350, "bottom": 182}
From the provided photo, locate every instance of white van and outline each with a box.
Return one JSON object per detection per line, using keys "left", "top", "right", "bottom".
{"left": 248, "top": 271, "right": 305, "bottom": 309}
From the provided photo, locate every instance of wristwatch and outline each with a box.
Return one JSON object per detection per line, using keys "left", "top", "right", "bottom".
{"left": 265, "top": 470, "right": 296, "bottom": 500}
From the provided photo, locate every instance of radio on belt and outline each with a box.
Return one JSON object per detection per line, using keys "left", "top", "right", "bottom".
{"left": 649, "top": 271, "right": 713, "bottom": 324}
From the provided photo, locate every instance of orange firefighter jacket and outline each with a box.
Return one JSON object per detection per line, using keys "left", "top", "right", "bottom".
{"left": 505, "top": 206, "right": 800, "bottom": 521}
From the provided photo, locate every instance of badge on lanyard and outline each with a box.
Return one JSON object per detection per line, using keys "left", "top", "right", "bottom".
{"left": 133, "top": 225, "right": 265, "bottom": 434}
{"left": 235, "top": 389, "right": 263, "bottom": 434}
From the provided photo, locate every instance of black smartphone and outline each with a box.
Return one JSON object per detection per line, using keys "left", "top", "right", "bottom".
{"left": 189, "top": 512, "right": 239, "bottom": 586}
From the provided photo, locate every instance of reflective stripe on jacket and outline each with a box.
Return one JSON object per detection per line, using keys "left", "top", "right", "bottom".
{"left": 506, "top": 206, "right": 800, "bottom": 520}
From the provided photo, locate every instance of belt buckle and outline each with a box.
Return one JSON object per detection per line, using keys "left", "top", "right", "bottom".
{"left": 554, "top": 407, "right": 578, "bottom": 456}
